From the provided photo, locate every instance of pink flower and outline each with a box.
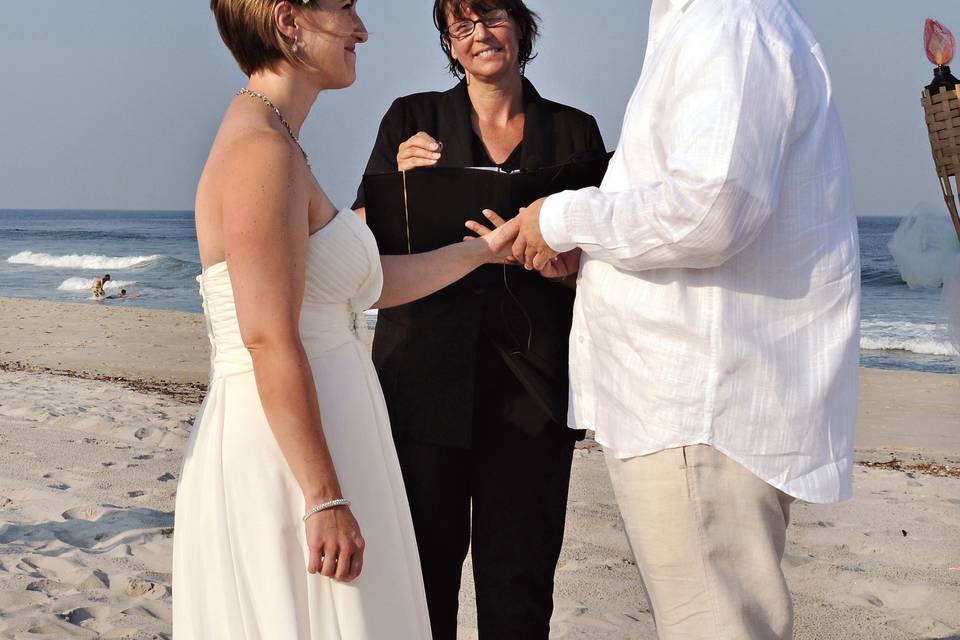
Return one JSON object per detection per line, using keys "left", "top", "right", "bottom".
{"left": 925, "top": 19, "right": 956, "bottom": 66}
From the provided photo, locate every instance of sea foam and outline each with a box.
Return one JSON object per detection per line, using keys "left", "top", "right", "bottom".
{"left": 57, "top": 277, "right": 136, "bottom": 292}
{"left": 7, "top": 251, "right": 162, "bottom": 270}
{"left": 860, "top": 319, "right": 959, "bottom": 357}
{"left": 860, "top": 336, "right": 959, "bottom": 357}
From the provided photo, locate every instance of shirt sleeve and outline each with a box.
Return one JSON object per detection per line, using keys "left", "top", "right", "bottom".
{"left": 352, "top": 99, "right": 407, "bottom": 210}
{"left": 540, "top": 15, "right": 800, "bottom": 272}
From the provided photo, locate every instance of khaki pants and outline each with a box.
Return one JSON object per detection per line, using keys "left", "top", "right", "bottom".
{"left": 605, "top": 445, "right": 794, "bottom": 639}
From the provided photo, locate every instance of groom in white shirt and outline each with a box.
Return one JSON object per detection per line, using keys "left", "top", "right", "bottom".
{"left": 498, "top": 0, "right": 861, "bottom": 637}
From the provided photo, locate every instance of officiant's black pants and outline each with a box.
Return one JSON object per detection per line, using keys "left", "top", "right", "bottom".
{"left": 394, "top": 348, "right": 576, "bottom": 640}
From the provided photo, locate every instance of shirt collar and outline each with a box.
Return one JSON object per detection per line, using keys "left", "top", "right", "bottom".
{"left": 646, "top": 0, "right": 693, "bottom": 58}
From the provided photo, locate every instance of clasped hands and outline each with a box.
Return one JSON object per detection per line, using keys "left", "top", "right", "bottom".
{"left": 465, "top": 197, "right": 581, "bottom": 279}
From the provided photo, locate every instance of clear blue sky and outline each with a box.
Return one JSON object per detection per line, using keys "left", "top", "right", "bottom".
{"left": 2, "top": 1, "right": 959, "bottom": 215}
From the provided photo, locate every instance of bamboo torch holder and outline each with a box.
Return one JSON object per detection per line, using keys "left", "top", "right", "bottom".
{"left": 922, "top": 86, "right": 960, "bottom": 242}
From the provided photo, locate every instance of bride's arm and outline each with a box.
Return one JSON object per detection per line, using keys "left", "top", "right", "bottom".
{"left": 222, "top": 133, "right": 363, "bottom": 582}
{"left": 371, "top": 219, "right": 518, "bottom": 309}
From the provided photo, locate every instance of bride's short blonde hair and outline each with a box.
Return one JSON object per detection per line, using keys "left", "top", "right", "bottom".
{"left": 210, "top": 0, "right": 310, "bottom": 77}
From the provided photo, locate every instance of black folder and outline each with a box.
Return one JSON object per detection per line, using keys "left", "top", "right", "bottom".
{"left": 363, "top": 153, "right": 612, "bottom": 255}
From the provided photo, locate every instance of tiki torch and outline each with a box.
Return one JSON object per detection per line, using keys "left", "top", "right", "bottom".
{"left": 921, "top": 20, "right": 960, "bottom": 353}
{"left": 921, "top": 19, "right": 960, "bottom": 243}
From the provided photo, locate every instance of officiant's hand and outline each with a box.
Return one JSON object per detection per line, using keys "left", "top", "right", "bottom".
{"left": 513, "top": 198, "right": 559, "bottom": 271}
{"left": 397, "top": 132, "right": 442, "bottom": 171}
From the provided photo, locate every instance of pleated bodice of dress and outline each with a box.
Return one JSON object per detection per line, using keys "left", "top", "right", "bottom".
{"left": 197, "top": 210, "right": 383, "bottom": 377}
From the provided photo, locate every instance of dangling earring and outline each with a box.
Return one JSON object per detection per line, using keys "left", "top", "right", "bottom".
{"left": 291, "top": 40, "right": 300, "bottom": 53}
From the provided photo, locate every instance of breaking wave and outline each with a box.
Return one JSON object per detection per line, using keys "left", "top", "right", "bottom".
{"left": 57, "top": 277, "right": 137, "bottom": 292}
{"left": 860, "top": 319, "right": 959, "bottom": 357}
{"left": 7, "top": 251, "right": 164, "bottom": 270}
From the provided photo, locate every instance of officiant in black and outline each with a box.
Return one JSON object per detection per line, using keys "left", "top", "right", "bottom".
{"left": 353, "top": 2, "right": 605, "bottom": 638}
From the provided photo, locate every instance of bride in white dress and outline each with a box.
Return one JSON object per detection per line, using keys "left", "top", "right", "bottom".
{"left": 172, "top": 1, "right": 517, "bottom": 637}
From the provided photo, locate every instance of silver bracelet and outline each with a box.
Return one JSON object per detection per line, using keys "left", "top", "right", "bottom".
{"left": 302, "top": 498, "right": 351, "bottom": 522}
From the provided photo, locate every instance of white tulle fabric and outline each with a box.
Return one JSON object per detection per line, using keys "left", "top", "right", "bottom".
{"left": 944, "top": 256, "right": 960, "bottom": 355}
{"left": 172, "top": 211, "right": 431, "bottom": 639}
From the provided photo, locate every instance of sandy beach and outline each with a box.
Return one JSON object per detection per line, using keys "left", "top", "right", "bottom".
{"left": 0, "top": 296, "right": 957, "bottom": 639}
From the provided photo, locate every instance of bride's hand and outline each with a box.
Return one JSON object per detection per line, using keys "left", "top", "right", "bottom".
{"left": 465, "top": 209, "right": 519, "bottom": 265}
{"left": 305, "top": 505, "right": 365, "bottom": 582}
{"left": 467, "top": 210, "right": 580, "bottom": 277}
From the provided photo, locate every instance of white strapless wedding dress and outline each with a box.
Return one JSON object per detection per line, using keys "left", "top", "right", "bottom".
{"left": 172, "top": 211, "right": 431, "bottom": 639}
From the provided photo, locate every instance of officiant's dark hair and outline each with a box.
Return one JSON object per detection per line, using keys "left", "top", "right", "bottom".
{"left": 433, "top": 0, "right": 540, "bottom": 77}
{"left": 211, "top": 0, "right": 309, "bottom": 77}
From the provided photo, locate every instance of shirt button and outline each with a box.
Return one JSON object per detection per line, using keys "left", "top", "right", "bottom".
{"left": 578, "top": 335, "right": 587, "bottom": 344}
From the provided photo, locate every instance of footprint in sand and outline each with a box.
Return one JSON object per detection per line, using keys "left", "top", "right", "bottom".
{"left": 0, "top": 590, "right": 48, "bottom": 612}
{"left": 852, "top": 592, "right": 885, "bottom": 608}
{"left": 17, "top": 555, "right": 101, "bottom": 594}
{"left": 52, "top": 508, "right": 174, "bottom": 551}
{"left": 133, "top": 454, "right": 153, "bottom": 461}
{"left": 47, "top": 482, "right": 70, "bottom": 491}
{"left": 62, "top": 505, "right": 108, "bottom": 521}
{"left": 79, "top": 570, "right": 110, "bottom": 592}
{"left": 59, "top": 604, "right": 113, "bottom": 625}
{"left": 554, "top": 599, "right": 589, "bottom": 617}
{"left": 26, "top": 577, "right": 72, "bottom": 595}
{"left": 0, "top": 405, "right": 54, "bottom": 422}
{"left": 157, "top": 473, "right": 176, "bottom": 482}
{"left": 121, "top": 600, "right": 170, "bottom": 622}
{"left": 124, "top": 577, "right": 169, "bottom": 600}
{"left": 890, "top": 615, "right": 958, "bottom": 638}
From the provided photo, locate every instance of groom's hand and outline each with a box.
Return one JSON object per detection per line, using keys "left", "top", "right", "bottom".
{"left": 512, "top": 198, "right": 558, "bottom": 270}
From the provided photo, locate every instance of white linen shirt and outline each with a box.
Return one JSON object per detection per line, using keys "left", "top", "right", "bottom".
{"left": 540, "top": 0, "right": 860, "bottom": 504}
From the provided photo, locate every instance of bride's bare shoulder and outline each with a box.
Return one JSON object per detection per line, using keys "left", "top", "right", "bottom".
{"left": 195, "top": 122, "right": 311, "bottom": 262}
{"left": 210, "top": 124, "right": 302, "bottom": 177}
{"left": 198, "top": 123, "right": 309, "bottom": 214}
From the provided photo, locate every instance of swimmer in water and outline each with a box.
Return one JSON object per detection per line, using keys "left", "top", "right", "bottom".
{"left": 106, "top": 288, "right": 141, "bottom": 300}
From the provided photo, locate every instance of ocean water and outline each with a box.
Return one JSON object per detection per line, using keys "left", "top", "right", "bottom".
{"left": 0, "top": 210, "right": 957, "bottom": 374}
{"left": 859, "top": 216, "right": 959, "bottom": 374}
{"left": 0, "top": 210, "right": 201, "bottom": 314}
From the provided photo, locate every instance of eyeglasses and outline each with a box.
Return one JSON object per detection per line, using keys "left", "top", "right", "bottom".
{"left": 446, "top": 9, "right": 510, "bottom": 40}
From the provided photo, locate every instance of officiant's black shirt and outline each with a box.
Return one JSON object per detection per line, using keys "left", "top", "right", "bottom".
{"left": 354, "top": 78, "right": 605, "bottom": 449}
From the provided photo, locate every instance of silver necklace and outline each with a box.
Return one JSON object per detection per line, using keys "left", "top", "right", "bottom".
{"left": 236, "top": 88, "right": 311, "bottom": 168}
